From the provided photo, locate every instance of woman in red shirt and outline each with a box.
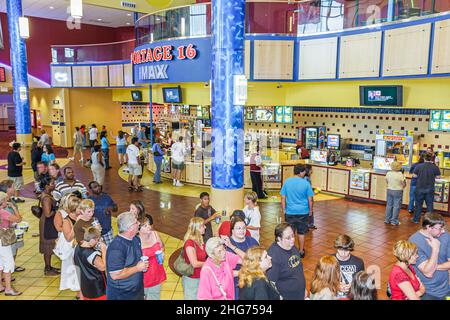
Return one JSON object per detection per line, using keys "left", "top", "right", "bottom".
{"left": 182, "top": 217, "right": 207, "bottom": 300}
{"left": 139, "top": 214, "right": 166, "bottom": 300}
{"left": 388, "top": 240, "right": 425, "bottom": 300}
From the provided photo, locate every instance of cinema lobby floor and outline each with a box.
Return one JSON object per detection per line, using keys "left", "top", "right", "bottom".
{"left": 1, "top": 146, "right": 449, "bottom": 300}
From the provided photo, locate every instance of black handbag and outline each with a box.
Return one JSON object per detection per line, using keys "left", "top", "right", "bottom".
{"left": 31, "top": 199, "right": 42, "bottom": 219}
{"left": 44, "top": 213, "right": 58, "bottom": 240}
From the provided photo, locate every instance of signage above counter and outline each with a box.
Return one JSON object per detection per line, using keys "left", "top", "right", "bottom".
{"left": 132, "top": 38, "right": 211, "bottom": 84}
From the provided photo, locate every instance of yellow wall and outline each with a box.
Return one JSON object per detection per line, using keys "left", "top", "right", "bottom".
{"left": 112, "top": 82, "right": 286, "bottom": 106}
{"left": 29, "top": 88, "right": 62, "bottom": 127}
{"left": 68, "top": 89, "right": 122, "bottom": 142}
{"left": 285, "top": 78, "right": 450, "bottom": 109}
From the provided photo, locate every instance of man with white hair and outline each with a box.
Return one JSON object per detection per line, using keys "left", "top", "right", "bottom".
{"left": 106, "top": 212, "right": 148, "bottom": 300}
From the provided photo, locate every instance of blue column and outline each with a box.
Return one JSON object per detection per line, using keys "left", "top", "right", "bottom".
{"left": 211, "top": 0, "right": 245, "bottom": 210}
{"left": 149, "top": 85, "right": 153, "bottom": 146}
{"left": 6, "top": 0, "right": 31, "bottom": 137}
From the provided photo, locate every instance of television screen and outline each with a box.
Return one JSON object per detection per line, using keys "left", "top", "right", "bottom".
{"left": 131, "top": 90, "right": 142, "bottom": 101}
{"left": 360, "top": 86, "right": 403, "bottom": 106}
{"left": 255, "top": 108, "right": 274, "bottom": 122}
{"left": 327, "top": 134, "right": 340, "bottom": 150}
{"left": 163, "top": 86, "right": 182, "bottom": 104}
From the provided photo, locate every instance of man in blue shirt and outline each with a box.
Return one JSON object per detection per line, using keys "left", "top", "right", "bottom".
{"left": 137, "top": 126, "right": 150, "bottom": 149}
{"left": 409, "top": 213, "right": 450, "bottom": 300}
{"left": 88, "top": 181, "right": 118, "bottom": 246}
{"left": 280, "top": 164, "right": 314, "bottom": 258}
{"left": 106, "top": 212, "right": 147, "bottom": 300}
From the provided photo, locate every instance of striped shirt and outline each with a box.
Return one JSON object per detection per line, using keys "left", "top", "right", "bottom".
{"left": 53, "top": 179, "right": 87, "bottom": 201}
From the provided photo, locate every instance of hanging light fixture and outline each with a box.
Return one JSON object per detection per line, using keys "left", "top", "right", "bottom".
{"left": 18, "top": 17, "right": 29, "bottom": 39}
{"left": 70, "top": 0, "right": 83, "bottom": 19}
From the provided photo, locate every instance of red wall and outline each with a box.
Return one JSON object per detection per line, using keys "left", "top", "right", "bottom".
{"left": 0, "top": 13, "right": 134, "bottom": 84}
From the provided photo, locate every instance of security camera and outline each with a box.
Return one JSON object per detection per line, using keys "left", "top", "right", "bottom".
{"left": 204, "top": 82, "right": 210, "bottom": 87}
{"left": 276, "top": 83, "right": 282, "bottom": 89}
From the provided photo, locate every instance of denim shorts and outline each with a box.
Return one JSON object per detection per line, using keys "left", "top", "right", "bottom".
{"left": 117, "top": 145, "right": 126, "bottom": 154}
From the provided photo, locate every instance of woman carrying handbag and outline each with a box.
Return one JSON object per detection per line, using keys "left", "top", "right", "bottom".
{"left": 0, "top": 192, "right": 22, "bottom": 296}
{"left": 38, "top": 176, "right": 60, "bottom": 276}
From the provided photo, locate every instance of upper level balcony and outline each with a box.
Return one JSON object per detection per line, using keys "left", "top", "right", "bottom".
{"left": 135, "top": 0, "right": 450, "bottom": 46}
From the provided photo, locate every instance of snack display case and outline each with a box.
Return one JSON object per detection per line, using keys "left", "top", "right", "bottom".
{"left": 434, "top": 179, "right": 449, "bottom": 203}
{"left": 262, "top": 163, "right": 281, "bottom": 182}
{"left": 350, "top": 170, "right": 371, "bottom": 191}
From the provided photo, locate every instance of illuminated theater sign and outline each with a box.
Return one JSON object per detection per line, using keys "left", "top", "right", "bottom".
{"left": 131, "top": 38, "right": 211, "bottom": 84}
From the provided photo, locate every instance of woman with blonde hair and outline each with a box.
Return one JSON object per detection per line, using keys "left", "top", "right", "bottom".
{"left": 388, "top": 240, "right": 425, "bottom": 300}
{"left": 181, "top": 217, "right": 207, "bottom": 300}
{"left": 384, "top": 161, "right": 406, "bottom": 226}
{"left": 238, "top": 246, "right": 281, "bottom": 300}
{"left": 56, "top": 194, "right": 81, "bottom": 294}
{"left": 310, "top": 255, "right": 341, "bottom": 300}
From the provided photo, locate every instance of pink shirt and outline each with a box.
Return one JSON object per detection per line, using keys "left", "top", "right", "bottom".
{"left": 197, "top": 252, "right": 240, "bottom": 300}
{"left": 0, "top": 209, "right": 12, "bottom": 228}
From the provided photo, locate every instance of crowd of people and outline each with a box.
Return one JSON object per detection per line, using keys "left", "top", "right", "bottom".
{"left": 0, "top": 135, "right": 448, "bottom": 300}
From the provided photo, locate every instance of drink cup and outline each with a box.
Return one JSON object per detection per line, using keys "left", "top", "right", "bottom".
{"left": 215, "top": 216, "right": 221, "bottom": 224}
{"left": 140, "top": 256, "right": 149, "bottom": 272}
{"left": 155, "top": 250, "right": 164, "bottom": 265}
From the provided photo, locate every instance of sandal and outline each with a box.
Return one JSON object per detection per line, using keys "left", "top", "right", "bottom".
{"left": 128, "top": 186, "right": 134, "bottom": 192}
{"left": 0, "top": 287, "right": 5, "bottom": 293}
{"left": 15, "top": 266, "right": 25, "bottom": 272}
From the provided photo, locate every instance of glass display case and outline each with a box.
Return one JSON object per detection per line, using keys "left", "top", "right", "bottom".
{"left": 262, "top": 163, "right": 281, "bottom": 182}
{"left": 350, "top": 170, "right": 371, "bottom": 191}
{"left": 374, "top": 132, "right": 419, "bottom": 169}
{"left": 434, "top": 179, "right": 449, "bottom": 203}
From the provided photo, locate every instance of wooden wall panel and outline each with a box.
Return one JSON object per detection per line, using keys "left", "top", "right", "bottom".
{"left": 91, "top": 66, "right": 109, "bottom": 87}
{"left": 432, "top": 20, "right": 450, "bottom": 74}
{"left": 299, "top": 38, "right": 337, "bottom": 80}
{"left": 339, "top": 32, "right": 382, "bottom": 78}
{"left": 72, "top": 66, "right": 91, "bottom": 87}
{"left": 253, "top": 40, "right": 294, "bottom": 80}
{"left": 108, "top": 64, "right": 124, "bottom": 87}
{"left": 245, "top": 40, "right": 251, "bottom": 79}
{"left": 124, "top": 64, "right": 134, "bottom": 87}
{"left": 383, "top": 24, "right": 431, "bottom": 77}
{"left": 51, "top": 66, "right": 72, "bottom": 87}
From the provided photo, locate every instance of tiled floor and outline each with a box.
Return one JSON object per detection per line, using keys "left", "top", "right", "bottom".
{"left": 1, "top": 139, "right": 448, "bottom": 300}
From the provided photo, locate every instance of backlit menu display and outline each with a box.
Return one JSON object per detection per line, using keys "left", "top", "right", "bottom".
{"left": 429, "top": 110, "right": 450, "bottom": 132}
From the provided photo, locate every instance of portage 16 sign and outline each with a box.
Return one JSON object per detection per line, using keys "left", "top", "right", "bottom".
{"left": 132, "top": 38, "right": 211, "bottom": 84}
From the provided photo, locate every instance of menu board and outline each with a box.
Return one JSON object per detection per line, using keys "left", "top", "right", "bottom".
{"left": 429, "top": 110, "right": 450, "bottom": 131}
{"left": 327, "top": 134, "right": 340, "bottom": 150}
{"left": 275, "top": 106, "right": 293, "bottom": 124}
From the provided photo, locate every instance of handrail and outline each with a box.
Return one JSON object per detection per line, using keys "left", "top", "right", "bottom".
{"left": 136, "top": 2, "right": 211, "bottom": 25}
{"left": 51, "top": 39, "right": 135, "bottom": 48}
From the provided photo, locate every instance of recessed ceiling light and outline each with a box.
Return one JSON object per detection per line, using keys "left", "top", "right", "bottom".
{"left": 127, "top": 13, "right": 132, "bottom": 16}
{"left": 97, "top": 18, "right": 102, "bottom": 21}
{"left": 126, "top": 22, "right": 131, "bottom": 25}
{"left": 49, "top": 6, "right": 54, "bottom": 9}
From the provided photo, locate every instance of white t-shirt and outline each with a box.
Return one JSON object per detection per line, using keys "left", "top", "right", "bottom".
{"left": 126, "top": 144, "right": 140, "bottom": 165}
{"left": 243, "top": 205, "right": 261, "bottom": 242}
{"left": 171, "top": 142, "right": 186, "bottom": 163}
{"left": 89, "top": 127, "right": 98, "bottom": 140}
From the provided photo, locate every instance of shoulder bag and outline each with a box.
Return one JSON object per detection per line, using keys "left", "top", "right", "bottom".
{"left": 204, "top": 266, "right": 228, "bottom": 300}
{"left": 0, "top": 214, "right": 17, "bottom": 246}
{"left": 31, "top": 198, "right": 43, "bottom": 219}
{"left": 173, "top": 246, "right": 194, "bottom": 277}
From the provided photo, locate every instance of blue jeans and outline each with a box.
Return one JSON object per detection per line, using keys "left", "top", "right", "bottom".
{"left": 102, "top": 148, "right": 109, "bottom": 168}
{"left": 408, "top": 185, "right": 416, "bottom": 212}
{"left": 413, "top": 188, "right": 434, "bottom": 222}
{"left": 154, "top": 157, "right": 162, "bottom": 182}
{"left": 385, "top": 189, "right": 403, "bottom": 224}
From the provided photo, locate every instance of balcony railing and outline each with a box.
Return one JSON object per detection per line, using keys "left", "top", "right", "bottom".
{"left": 51, "top": 39, "right": 135, "bottom": 64}
{"left": 135, "top": 0, "right": 450, "bottom": 46}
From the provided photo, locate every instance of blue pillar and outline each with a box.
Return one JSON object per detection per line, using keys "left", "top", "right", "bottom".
{"left": 6, "top": 0, "right": 32, "bottom": 165}
{"left": 149, "top": 85, "right": 153, "bottom": 146}
{"left": 211, "top": 0, "right": 245, "bottom": 212}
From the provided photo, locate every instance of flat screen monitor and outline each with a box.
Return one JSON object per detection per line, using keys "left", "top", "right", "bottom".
{"left": 311, "top": 149, "right": 328, "bottom": 163}
{"left": 162, "top": 86, "right": 182, "bottom": 104}
{"left": 327, "top": 134, "right": 340, "bottom": 150}
{"left": 359, "top": 86, "right": 403, "bottom": 106}
{"left": 131, "top": 90, "right": 142, "bottom": 102}
{"left": 373, "top": 156, "right": 395, "bottom": 171}
{"left": 255, "top": 108, "right": 274, "bottom": 122}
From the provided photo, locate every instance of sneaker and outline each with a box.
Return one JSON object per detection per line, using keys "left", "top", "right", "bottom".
{"left": 13, "top": 198, "right": 25, "bottom": 203}
{"left": 391, "top": 222, "right": 401, "bottom": 226}
{"left": 299, "top": 250, "right": 305, "bottom": 258}
{"left": 173, "top": 180, "right": 177, "bottom": 186}
{"left": 384, "top": 221, "right": 390, "bottom": 225}
{"left": 176, "top": 181, "right": 184, "bottom": 187}
{"left": 408, "top": 210, "right": 414, "bottom": 214}
{"left": 309, "top": 225, "right": 317, "bottom": 230}
{"left": 68, "top": 157, "right": 74, "bottom": 161}
{"left": 410, "top": 218, "right": 419, "bottom": 224}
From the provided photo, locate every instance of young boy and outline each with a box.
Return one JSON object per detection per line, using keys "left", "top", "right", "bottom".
{"left": 74, "top": 199, "right": 101, "bottom": 244}
{"left": 242, "top": 191, "right": 261, "bottom": 242}
{"left": 333, "top": 234, "right": 365, "bottom": 298}
{"left": 194, "top": 192, "right": 220, "bottom": 242}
